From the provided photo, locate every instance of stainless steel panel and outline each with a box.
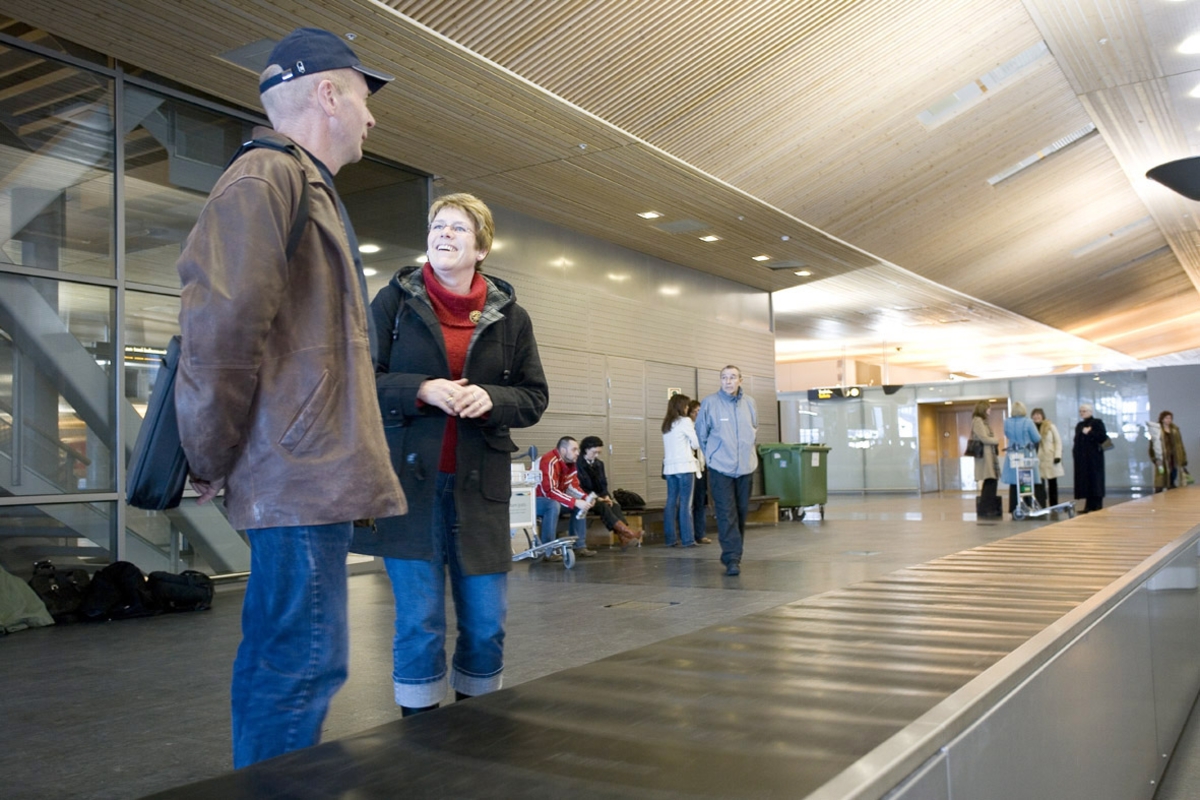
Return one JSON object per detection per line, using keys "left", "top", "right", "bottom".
{"left": 1146, "top": 542, "right": 1200, "bottom": 775}
{"left": 885, "top": 752, "right": 949, "bottom": 800}
{"left": 942, "top": 587, "right": 1159, "bottom": 800}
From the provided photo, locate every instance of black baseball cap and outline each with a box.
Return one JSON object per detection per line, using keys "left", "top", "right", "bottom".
{"left": 259, "top": 27, "right": 394, "bottom": 95}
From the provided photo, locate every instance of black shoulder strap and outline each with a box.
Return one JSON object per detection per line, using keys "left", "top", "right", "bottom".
{"left": 226, "top": 139, "right": 310, "bottom": 261}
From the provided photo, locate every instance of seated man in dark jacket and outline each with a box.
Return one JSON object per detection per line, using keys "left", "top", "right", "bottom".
{"left": 576, "top": 436, "right": 643, "bottom": 550}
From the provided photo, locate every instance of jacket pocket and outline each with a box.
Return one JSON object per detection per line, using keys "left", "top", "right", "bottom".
{"left": 480, "top": 427, "right": 517, "bottom": 502}
{"left": 279, "top": 370, "right": 337, "bottom": 453}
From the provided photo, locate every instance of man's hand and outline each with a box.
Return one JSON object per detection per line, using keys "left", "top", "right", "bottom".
{"left": 574, "top": 496, "right": 595, "bottom": 511}
{"left": 190, "top": 474, "right": 227, "bottom": 505}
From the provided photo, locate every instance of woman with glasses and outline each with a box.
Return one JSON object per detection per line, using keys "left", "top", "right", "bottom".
{"left": 352, "top": 193, "right": 548, "bottom": 716}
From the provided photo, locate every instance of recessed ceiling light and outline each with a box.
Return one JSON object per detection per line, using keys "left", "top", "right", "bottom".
{"left": 414, "top": 254, "right": 427, "bottom": 264}
{"left": 1181, "top": 34, "right": 1200, "bottom": 54}
{"left": 699, "top": 235, "right": 721, "bottom": 242}
{"left": 794, "top": 269, "right": 812, "bottom": 277}
{"left": 362, "top": 267, "right": 378, "bottom": 277}
{"left": 359, "top": 244, "right": 381, "bottom": 254}
{"left": 606, "top": 273, "right": 629, "bottom": 282}
{"left": 660, "top": 286, "right": 680, "bottom": 296}
{"left": 752, "top": 255, "right": 771, "bottom": 262}
{"left": 637, "top": 211, "right": 662, "bottom": 219}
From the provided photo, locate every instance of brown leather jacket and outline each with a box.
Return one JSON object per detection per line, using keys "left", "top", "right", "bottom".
{"left": 175, "top": 128, "right": 405, "bottom": 530}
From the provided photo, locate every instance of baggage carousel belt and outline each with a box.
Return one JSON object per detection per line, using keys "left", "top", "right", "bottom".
{"left": 148, "top": 494, "right": 1200, "bottom": 799}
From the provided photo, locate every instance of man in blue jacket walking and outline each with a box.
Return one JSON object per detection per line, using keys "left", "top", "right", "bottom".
{"left": 696, "top": 365, "right": 759, "bottom": 576}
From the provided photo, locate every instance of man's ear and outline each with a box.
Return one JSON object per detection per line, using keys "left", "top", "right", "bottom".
{"left": 315, "top": 78, "right": 338, "bottom": 116}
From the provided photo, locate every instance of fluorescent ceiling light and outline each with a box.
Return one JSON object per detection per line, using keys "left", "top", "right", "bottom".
{"left": 752, "top": 255, "right": 771, "bottom": 262}
{"left": 637, "top": 211, "right": 662, "bottom": 219}
{"left": 987, "top": 123, "right": 1096, "bottom": 185}
{"left": 358, "top": 244, "right": 381, "bottom": 254}
{"left": 606, "top": 273, "right": 629, "bottom": 282}
{"left": 918, "top": 41, "right": 1050, "bottom": 129}
{"left": 362, "top": 267, "right": 377, "bottom": 277}
{"left": 795, "top": 269, "right": 812, "bottom": 277}
{"left": 414, "top": 254, "right": 427, "bottom": 264}
{"left": 699, "top": 235, "right": 721, "bottom": 242}
{"left": 659, "top": 286, "right": 681, "bottom": 296}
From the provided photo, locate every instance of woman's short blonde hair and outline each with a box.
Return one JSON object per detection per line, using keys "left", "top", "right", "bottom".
{"left": 429, "top": 192, "right": 495, "bottom": 261}
{"left": 1011, "top": 400, "right": 1027, "bottom": 417}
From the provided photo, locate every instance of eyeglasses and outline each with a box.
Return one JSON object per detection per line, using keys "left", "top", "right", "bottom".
{"left": 429, "top": 221, "right": 474, "bottom": 236}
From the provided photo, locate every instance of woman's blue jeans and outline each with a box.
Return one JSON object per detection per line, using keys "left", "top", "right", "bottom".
{"left": 385, "top": 473, "right": 507, "bottom": 709}
{"left": 232, "top": 521, "right": 354, "bottom": 769}
{"left": 664, "top": 472, "right": 696, "bottom": 546}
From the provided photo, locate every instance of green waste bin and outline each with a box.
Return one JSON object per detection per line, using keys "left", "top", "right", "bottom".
{"left": 758, "top": 444, "right": 830, "bottom": 520}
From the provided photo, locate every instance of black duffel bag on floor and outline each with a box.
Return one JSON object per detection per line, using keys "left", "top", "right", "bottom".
{"left": 27, "top": 560, "right": 90, "bottom": 622}
{"left": 148, "top": 570, "right": 214, "bottom": 612}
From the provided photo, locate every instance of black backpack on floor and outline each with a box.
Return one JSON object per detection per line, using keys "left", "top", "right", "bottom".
{"left": 27, "top": 560, "right": 91, "bottom": 622}
{"left": 614, "top": 488, "right": 646, "bottom": 510}
{"left": 148, "top": 570, "right": 214, "bottom": 612}
{"left": 80, "top": 561, "right": 158, "bottom": 621}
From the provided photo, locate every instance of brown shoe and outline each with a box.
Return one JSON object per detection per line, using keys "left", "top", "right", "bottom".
{"left": 696, "top": 537, "right": 712, "bottom": 544}
{"left": 575, "top": 548, "right": 597, "bottom": 557}
{"left": 613, "top": 522, "right": 643, "bottom": 552}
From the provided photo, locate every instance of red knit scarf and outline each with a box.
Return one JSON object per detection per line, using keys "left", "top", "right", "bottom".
{"left": 423, "top": 263, "right": 486, "bottom": 473}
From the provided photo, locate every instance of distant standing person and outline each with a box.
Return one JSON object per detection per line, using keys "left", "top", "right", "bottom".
{"left": 1002, "top": 401, "right": 1041, "bottom": 517}
{"left": 687, "top": 400, "right": 713, "bottom": 544}
{"left": 1073, "top": 403, "right": 1108, "bottom": 512}
{"left": 1152, "top": 410, "right": 1188, "bottom": 491}
{"left": 971, "top": 400, "right": 1001, "bottom": 518}
{"left": 1030, "top": 408, "right": 1063, "bottom": 506}
{"left": 696, "top": 366, "right": 759, "bottom": 576}
{"left": 662, "top": 393, "right": 699, "bottom": 548}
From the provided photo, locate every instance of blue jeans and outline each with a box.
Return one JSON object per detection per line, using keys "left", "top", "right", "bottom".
{"left": 692, "top": 469, "right": 708, "bottom": 539}
{"left": 710, "top": 470, "right": 752, "bottom": 566}
{"left": 535, "top": 495, "right": 587, "bottom": 549}
{"left": 232, "top": 521, "right": 353, "bottom": 768}
{"left": 664, "top": 472, "right": 696, "bottom": 546}
{"left": 385, "top": 473, "right": 507, "bottom": 708}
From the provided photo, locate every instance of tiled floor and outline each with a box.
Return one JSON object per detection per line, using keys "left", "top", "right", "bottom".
{"left": 4, "top": 491, "right": 1197, "bottom": 799}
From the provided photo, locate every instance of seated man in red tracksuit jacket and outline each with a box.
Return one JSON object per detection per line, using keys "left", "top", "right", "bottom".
{"left": 535, "top": 437, "right": 597, "bottom": 559}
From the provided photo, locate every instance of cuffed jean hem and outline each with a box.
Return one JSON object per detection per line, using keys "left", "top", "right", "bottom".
{"left": 394, "top": 673, "right": 448, "bottom": 709}
{"left": 451, "top": 668, "right": 503, "bottom": 697}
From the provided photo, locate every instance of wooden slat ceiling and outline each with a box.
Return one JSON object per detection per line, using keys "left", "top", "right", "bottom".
{"left": 4, "top": 0, "right": 1200, "bottom": 374}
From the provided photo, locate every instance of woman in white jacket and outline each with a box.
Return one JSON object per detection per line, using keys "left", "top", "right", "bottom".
{"left": 662, "top": 393, "right": 699, "bottom": 547}
{"left": 1030, "top": 408, "right": 1064, "bottom": 506}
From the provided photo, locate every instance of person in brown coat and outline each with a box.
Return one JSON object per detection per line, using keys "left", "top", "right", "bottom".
{"left": 1152, "top": 410, "right": 1188, "bottom": 491}
{"left": 971, "top": 400, "right": 1001, "bottom": 518}
{"left": 175, "top": 28, "right": 405, "bottom": 767}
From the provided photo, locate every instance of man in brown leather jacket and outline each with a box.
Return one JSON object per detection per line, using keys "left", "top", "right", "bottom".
{"left": 174, "top": 28, "right": 406, "bottom": 768}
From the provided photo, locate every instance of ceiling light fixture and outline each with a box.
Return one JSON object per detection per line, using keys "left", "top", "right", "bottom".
{"left": 660, "top": 286, "right": 681, "bottom": 296}
{"left": 358, "top": 244, "right": 381, "bottom": 254}
{"left": 752, "top": 255, "right": 771, "bottom": 262}
{"left": 699, "top": 235, "right": 721, "bottom": 242}
{"left": 795, "top": 269, "right": 812, "bottom": 277}
{"left": 637, "top": 211, "right": 662, "bottom": 219}
{"left": 1181, "top": 34, "right": 1200, "bottom": 54}
{"left": 362, "top": 267, "right": 377, "bottom": 277}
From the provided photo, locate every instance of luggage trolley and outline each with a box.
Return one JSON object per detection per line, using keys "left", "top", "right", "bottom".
{"left": 1008, "top": 449, "right": 1076, "bottom": 520}
{"left": 509, "top": 447, "right": 577, "bottom": 569}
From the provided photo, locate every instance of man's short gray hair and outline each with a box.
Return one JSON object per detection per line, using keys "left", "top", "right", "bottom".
{"left": 259, "top": 64, "right": 355, "bottom": 126}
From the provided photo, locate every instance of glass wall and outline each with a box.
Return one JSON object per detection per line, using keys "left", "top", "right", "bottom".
{"left": 781, "top": 371, "right": 1154, "bottom": 494}
{"left": 0, "top": 31, "right": 427, "bottom": 578}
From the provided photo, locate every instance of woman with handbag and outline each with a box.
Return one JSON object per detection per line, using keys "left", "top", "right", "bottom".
{"left": 971, "top": 401, "right": 1001, "bottom": 518}
{"left": 1073, "top": 403, "right": 1108, "bottom": 512}
{"left": 1151, "top": 410, "right": 1187, "bottom": 491}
